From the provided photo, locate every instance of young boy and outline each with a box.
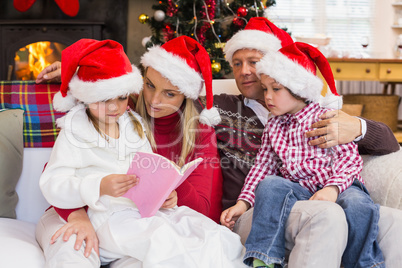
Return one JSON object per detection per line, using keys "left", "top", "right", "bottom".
{"left": 220, "top": 42, "right": 384, "bottom": 268}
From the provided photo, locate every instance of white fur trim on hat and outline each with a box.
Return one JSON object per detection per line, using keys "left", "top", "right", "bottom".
{"left": 68, "top": 65, "right": 143, "bottom": 105}
{"left": 224, "top": 30, "right": 282, "bottom": 64}
{"left": 53, "top": 91, "right": 77, "bottom": 112}
{"left": 319, "top": 91, "right": 343, "bottom": 110}
{"left": 256, "top": 51, "right": 323, "bottom": 103}
{"left": 141, "top": 46, "right": 203, "bottom": 100}
{"left": 199, "top": 106, "right": 221, "bottom": 126}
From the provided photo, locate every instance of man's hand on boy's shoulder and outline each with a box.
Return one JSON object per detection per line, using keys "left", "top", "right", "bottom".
{"left": 305, "top": 110, "right": 361, "bottom": 149}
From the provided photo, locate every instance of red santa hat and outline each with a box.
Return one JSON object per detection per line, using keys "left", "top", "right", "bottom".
{"left": 224, "top": 17, "right": 294, "bottom": 64}
{"left": 140, "top": 36, "right": 220, "bottom": 126}
{"left": 53, "top": 39, "right": 143, "bottom": 112}
{"left": 256, "top": 42, "right": 342, "bottom": 109}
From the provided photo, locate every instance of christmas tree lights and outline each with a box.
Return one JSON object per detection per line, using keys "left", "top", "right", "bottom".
{"left": 139, "top": 0, "right": 276, "bottom": 78}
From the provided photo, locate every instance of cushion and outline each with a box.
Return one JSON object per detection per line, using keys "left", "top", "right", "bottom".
{"left": 0, "top": 81, "right": 64, "bottom": 147}
{"left": 0, "top": 218, "right": 45, "bottom": 267}
{"left": 341, "top": 104, "right": 364, "bottom": 117}
{"left": 362, "top": 148, "right": 402, "bottom": 210}
{"left": 0, "top": 109, "right": 24, "bottom": 218}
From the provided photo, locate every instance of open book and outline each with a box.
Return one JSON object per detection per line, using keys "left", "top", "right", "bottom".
{"left": 122, "top": 151, "right": 203, "bottom": 218}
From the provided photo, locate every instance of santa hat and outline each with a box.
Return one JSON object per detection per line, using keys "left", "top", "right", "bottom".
{"left": 256, "top": 42, "right": 342, "bottom": 109}
{"left": 53, "top": 39, "right": 143, "bottom": 112}
{"left": 140, "top": 36, "right": 220, "bottom": 126}
{"left": 224, "top": 17, "right": 294, "bottom": 64}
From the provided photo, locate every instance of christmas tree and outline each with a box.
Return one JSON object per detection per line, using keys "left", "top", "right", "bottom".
{"left": 138, "top": 0, "right": 276, "bottom": 78}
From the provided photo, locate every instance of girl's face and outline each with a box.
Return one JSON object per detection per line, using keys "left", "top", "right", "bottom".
{"left": 88, "top": 96, "right": 128, "bottom": 126}
{"left": 143, "top": 67, "right": 186, "bottom": 118}
{"left": 261, "top": 74, "right": 306, "bottom": 116}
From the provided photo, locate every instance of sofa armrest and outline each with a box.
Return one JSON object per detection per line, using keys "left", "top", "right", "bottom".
{"left": 361, "top": 147, "right": 402, "bottom": 210}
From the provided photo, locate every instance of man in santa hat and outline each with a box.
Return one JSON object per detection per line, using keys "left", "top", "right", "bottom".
{"left": 197, "top": 17, "right": 401, "bottom": 268}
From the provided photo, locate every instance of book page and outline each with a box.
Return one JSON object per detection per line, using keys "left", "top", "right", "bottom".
{"left": 123, "top": 152, "right": 203, "bottom": 217}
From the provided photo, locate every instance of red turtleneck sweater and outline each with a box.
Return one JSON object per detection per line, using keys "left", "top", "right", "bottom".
{"left": 54, "top": 111, "right": 223, "bottom": 223}
{"left": 152, "top": 111, "right": 222, "bottom": 221}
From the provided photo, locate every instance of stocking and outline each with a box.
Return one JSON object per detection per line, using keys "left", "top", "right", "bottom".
{"left": 54, "top": 0, "right": 80, "bottom": 17}
{"left": 13, "top": 0, "right": 36, "bottom": 12}
{"left": 13, "top": 0, "right": 80, "bottom": 17}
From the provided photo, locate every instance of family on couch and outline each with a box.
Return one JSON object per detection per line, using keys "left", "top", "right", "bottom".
{"left": 35, "top": 17, "right": 402, "bottom": 268}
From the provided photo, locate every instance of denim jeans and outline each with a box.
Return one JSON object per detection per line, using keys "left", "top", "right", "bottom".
{"left": 243, "top": 175, "right": 385, "bottom": 268}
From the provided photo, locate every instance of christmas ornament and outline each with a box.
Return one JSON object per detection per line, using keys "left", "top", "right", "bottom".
{"left": 154, "top": 10, "right": 166, "bottom": 22}
{"left": 13, "top": 0, "right": 79, "bottom": 17}
{"left": 237, "top": 6, "right": 248, "bottom": 17}
{"left": 163, "top": 24, "right": 175, "bottom": 41}
{"left": 138, "top": 13, "right": 149, "bottom": 24}
{"left": 232, "top": 18, "right": 246, "bottom": 28}
{"left": 211, "top": 61, "right": 221, "bottom": 74}
{"left": 142, "top": 36, "right": 152, "bottom": 47}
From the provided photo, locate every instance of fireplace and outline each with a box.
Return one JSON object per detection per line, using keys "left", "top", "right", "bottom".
{"left": 1, "top": 20, "right": 103, "bottom": 80}
{"left": 0, "top": 0, "right": 128, "bottom": 81}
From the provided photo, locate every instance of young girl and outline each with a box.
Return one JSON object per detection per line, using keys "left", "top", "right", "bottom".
{"left": 221, "top": 42, "right": 384, "bottom": 268}
{"left": 38, "top": 38, "right": 245, "bottom": 267}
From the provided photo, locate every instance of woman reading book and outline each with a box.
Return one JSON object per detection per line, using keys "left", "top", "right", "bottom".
{"left": 36, "top": 37, "right": 245, "bottom": 267}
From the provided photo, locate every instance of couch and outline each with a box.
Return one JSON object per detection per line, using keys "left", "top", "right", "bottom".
{"left": 0, "top": 79, "right": 401, "bottom": 267}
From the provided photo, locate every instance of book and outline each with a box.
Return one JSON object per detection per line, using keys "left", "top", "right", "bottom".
{"left": 122, "top": 151, "right": 203, "bottom": 218}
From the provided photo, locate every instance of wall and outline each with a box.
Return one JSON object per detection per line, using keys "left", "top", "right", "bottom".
{"left": 373, "top": 0, "right": 398, "bottom": 58}
{"left": 127, "top": 0, "right": 153, "bottom": 65}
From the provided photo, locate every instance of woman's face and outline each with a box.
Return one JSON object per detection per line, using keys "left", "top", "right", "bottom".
{"left": 143, "top": 67, "right": 186, "bottom": 118}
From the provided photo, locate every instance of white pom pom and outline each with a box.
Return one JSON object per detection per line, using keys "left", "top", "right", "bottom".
{"left": 319, "top": 92, "right": 343, "bottom": 110}
{"left": 199, "top": 107, "right": 221, "bottom": 126}
{"left": 53, "top": 91, "right": 77, "bottom": 112}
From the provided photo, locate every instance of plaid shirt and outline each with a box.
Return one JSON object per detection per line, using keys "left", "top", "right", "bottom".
{"left": 238, "top": 103, "right": 364, "bottom": 207}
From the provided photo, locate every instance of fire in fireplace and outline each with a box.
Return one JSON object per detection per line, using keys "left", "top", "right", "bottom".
{"left": 14, "top": 41, "right": 66, "bottom": 80}
{"left": 0, "top": 20, "right": 103, "bottom": 81}
{"left": 0, "top": 0, "right": 128, "bottom": 81}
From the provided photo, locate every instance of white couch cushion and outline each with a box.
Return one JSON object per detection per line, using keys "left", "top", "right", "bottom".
{"left": 0, "top": 218, "right": 45, "bottom": 267}
{"left": 362, "top": 148, "right": 402, "bottom": 210}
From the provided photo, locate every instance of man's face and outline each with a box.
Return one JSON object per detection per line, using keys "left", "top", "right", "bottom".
{"left": 232, "top": 49, "right": 264, "bottom": 103}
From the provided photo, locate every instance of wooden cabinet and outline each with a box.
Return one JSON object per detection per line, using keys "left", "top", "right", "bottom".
{"left": 327, "top": 58, "right": 402, "bottom": 143}
{"left": 379, "top": 63, "right": 402, "bottom": 81}
{"left": 328, "top": 58, "right": 402, "bottom": 82}
{"left": 330, "top": 62, "right": 378, "bottom": 81}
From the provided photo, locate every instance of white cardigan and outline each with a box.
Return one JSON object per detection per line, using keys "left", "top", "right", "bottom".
{"left": 39, "top": 104, "right": 152, "bottom": 229}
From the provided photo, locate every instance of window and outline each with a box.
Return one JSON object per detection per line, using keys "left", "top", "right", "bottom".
{"left": 266, "top": 0, "right": 376, "bottom": 57}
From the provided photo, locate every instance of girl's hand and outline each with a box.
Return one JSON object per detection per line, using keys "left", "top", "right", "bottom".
{"left": 51, "top": 208, "right": 99, "bottom": 258}
{"left": 309, "top": 186, "right": 339, "bottom": 202}
{"left": 220, "top": 200, "right": 250, "bottom": 230}
{"left": 100, "top": 174, "right": 139, "bottom": 197}
{"left": 35, "top": 61, "right": 62, "bottom": 83}
{"left": 161, "top": 190, "right": 178, "bottom": 209}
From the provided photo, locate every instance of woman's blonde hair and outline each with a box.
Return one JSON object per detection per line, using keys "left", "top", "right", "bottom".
{"left": 86, "top": 104, "right": 145, "bottom": 141}
{"left": 135, "top": 91, "right": 199, "bottom": 167}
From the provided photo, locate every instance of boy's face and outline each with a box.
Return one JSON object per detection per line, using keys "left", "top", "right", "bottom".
{"left": 260, "top": 74, "right": 306, "bottom": 116}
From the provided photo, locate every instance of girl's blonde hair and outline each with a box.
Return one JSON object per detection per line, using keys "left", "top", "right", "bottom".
{"left": 135, "top": 91, "right": 199, "bottom": 167}
{"left": 86, "top": 104, "right": 145, "bottom": 141}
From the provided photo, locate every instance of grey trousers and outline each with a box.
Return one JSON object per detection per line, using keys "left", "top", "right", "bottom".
{"left": 232, "top": 201, "right": 402, "bottom": 268}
